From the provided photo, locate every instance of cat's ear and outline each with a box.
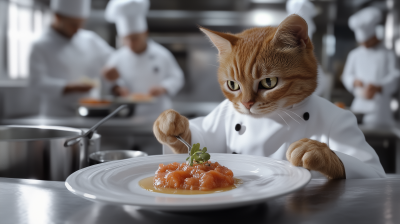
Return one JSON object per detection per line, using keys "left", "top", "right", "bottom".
{"left": 200, "top": 27, "right": 239, "bottom": 56}
{"left": 273, "top": 14, "right": 309, "bottom": 49}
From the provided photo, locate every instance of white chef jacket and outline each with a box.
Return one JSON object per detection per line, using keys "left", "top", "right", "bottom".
{"left": 106, "top": 40, "right": 184, "bottom": 116}
{"left": 314, "top": 65, "right": 328, "bottom": 96}
{"left": 342, "top": 44, "right": 400, "bottom": 126}
{"left": 164, "top": 94, "right": 386, "bottom": 179}
{"left": 29, "top": 28, "right": 114, "bottom": 117}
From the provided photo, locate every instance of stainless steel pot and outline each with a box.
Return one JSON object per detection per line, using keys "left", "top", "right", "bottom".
{"left": 0, "top": 125, "right": 100, "bottom": 181}
{"left": 89, "top": 150, "right": 148, "bottom": 165}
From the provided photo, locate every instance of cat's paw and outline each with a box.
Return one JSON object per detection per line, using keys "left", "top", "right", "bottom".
{"left": 286, "top": 138, "right": 345, "bottom": 179}
{"left": 153, "top": 109, "right": 191, "bottom": 154}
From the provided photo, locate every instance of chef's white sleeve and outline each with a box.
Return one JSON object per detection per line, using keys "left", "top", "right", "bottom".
{"left": 29, "top": 45, "right": 67, "bottom": 98}
{"left": 160, "top": 51, "right": 184, "bottom": 96}
{"left": 381, "top": 51, "right": 400, "bottom": 96}
{"left": 328, "top": 109, "right": 386, "bottom": 179}
{"left": 341, "top": 51, "right": 357, "bottom": 93}
{"left": 188, "top": 100, "right": 229, "bottom": 154}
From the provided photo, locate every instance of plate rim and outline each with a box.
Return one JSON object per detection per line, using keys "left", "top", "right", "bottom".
{"left": 65, "top": 153, "right": 311, "bottom": 211}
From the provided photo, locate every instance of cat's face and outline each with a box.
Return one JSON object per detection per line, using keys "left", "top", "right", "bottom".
{"left": 201, "top": 15, "right": 318, "bottom": 117}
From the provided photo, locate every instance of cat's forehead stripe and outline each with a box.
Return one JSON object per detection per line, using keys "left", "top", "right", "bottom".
{"left": 248, "top": 48, "right": 261, "bottom": 79}
{"left": 228, "top": 66, "right": 234, "bottom": 80}
{"left": 235, "top": 55, "right": 242, "bottom": 80}
{"left": 232, "top": 57, "right": 239, "bottom": 81}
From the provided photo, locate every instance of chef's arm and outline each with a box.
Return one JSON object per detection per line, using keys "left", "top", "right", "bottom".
{"left": 159, "top": 52, "right": 184, "bottom": 96}
{"left": 328, "top": 110, "right": 386, "bottom": 178}
{"left": 341, "top": 51, "right": 357, "bottom": 92}
{"left": 29, "top": 46, "right": 67, "bottom": 98}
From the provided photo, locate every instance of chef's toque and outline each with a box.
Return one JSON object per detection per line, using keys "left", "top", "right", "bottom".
{"left": 349, "top": 7, "right": 382, "bottom": 43}
{"left": 50, "top": 0, "right": 91, "bottom": 18}
{"left": 286, "top": 0, "right": 317, "bottom": 39}
{"left": 105, "top": 0, "right": 150, "bottom": 37}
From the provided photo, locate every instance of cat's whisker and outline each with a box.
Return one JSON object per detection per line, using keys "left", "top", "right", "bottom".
{"left": 281, "top": 110, "right": 301, "bottom": 124}
{"left": 282, "top": 109, "right": 305, "bottom": 121}
{"left": 277, "top": 112, "right": 290, "bottom": 128}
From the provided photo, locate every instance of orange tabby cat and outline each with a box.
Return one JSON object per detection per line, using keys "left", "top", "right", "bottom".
{"left": 153, "top": 15, "right": 345, "bottom": 179}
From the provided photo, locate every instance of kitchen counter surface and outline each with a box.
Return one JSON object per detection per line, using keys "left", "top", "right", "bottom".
{"left": 1, "top": 176, "right": 400, "bottom": 224}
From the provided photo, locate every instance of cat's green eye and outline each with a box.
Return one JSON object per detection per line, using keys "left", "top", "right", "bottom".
{"left": 260, "top": 77, "right": 278, "bottom": 89}
{"left": 227, "top": 81, "right": 240, "bottom": 91}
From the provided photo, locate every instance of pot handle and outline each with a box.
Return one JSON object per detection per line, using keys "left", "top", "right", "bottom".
{"left": 64, "top": 135, "right": 85, "bottom": 147}
{"left": 63, "top": 105, "right": 127, "bottom": 147}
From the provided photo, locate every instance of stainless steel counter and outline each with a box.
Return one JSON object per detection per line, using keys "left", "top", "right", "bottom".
{"left": 1, "top": 176, "right": 399, "bottom": 224}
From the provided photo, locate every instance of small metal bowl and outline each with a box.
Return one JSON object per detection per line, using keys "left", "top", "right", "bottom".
{"left": 89, "top": 150, "right": 148, "bottom": 165}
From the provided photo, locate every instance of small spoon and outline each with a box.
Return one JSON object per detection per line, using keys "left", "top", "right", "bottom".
{"left": 175, "top": 135, "right": 191, "bottom": 155}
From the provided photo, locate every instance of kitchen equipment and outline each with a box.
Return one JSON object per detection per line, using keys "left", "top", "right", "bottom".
{"left": 88, "top": 150, "right": 148, "bottom": 165}
{"left": 78, "top": 99, "right": 134, "bottom": 118}
{"left": 65, "top": 153, "right": 311, "bottom": 211}
{"left": 64, "top": 105, "right": 128, "bottom": 169}
{"left": 78, "top": 94, "right": 154, "bottom": 118}
{"left": 0, "top": 125, "right": 100, "bottom": 181}
{"left": 175, "top": 135, "right": 191, "bottom": 155}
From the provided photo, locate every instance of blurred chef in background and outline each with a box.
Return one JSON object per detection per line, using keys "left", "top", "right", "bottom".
{"left": 286, "top": 0, "right": 328, "bottom": 96}
{"left": 342, "top": 7, "right": 400, "bottom": 126}
{"left": 29, "top": 0, "right": 114, "bottom": 117}
{"left": 103, "top": 0, "right": 184, "bottom": 116}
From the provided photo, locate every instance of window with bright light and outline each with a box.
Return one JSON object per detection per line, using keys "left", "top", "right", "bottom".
{"left": 7, "top": 0, "right": 49, "bottom": 79}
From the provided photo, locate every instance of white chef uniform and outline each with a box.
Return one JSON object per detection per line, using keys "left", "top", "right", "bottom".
{"left": 164, "top": 95, "right": 386, "bottom": 179}
{"left": 106, "top": 41, "right": 184, "bottom": 116}
{"left": 286, "top": 0, "right": 328, "bottom": 97}
{"left": 29, "top": 0, "right": 114, "bottom": 117}
{"left": 105, "top": 0, "right": 184, "bottom": 116}
{"left": 342, "top": 7, "right": 400, "bottom": 126}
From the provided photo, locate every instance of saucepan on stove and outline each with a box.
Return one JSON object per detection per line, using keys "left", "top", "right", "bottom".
{"left": 0, "top": 105, "right": 128, "bottom": 181}
{"left": 0, "top": 125, "right": 101, "bottom": 181}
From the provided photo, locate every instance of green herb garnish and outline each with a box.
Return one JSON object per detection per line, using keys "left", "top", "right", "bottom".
{"left": 186, "top": 143, "right": 211, "bottom": 166}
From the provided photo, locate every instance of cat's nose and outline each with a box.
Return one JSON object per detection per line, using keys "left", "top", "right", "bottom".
{"left": 241, "top": 101, "right": 254, "bottom": 109}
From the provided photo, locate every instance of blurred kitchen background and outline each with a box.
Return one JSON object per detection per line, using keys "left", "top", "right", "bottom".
{"left": 1, "top": 0, "right": 400, "bottom": 174}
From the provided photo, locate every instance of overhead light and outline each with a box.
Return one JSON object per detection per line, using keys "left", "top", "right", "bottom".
{"left": 251, "top": 10, "right": 274, "bottom": 26}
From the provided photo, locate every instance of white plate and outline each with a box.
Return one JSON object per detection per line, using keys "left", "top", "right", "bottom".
{"left": 65, "top": 153, "right": 311, "bottom": 211}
